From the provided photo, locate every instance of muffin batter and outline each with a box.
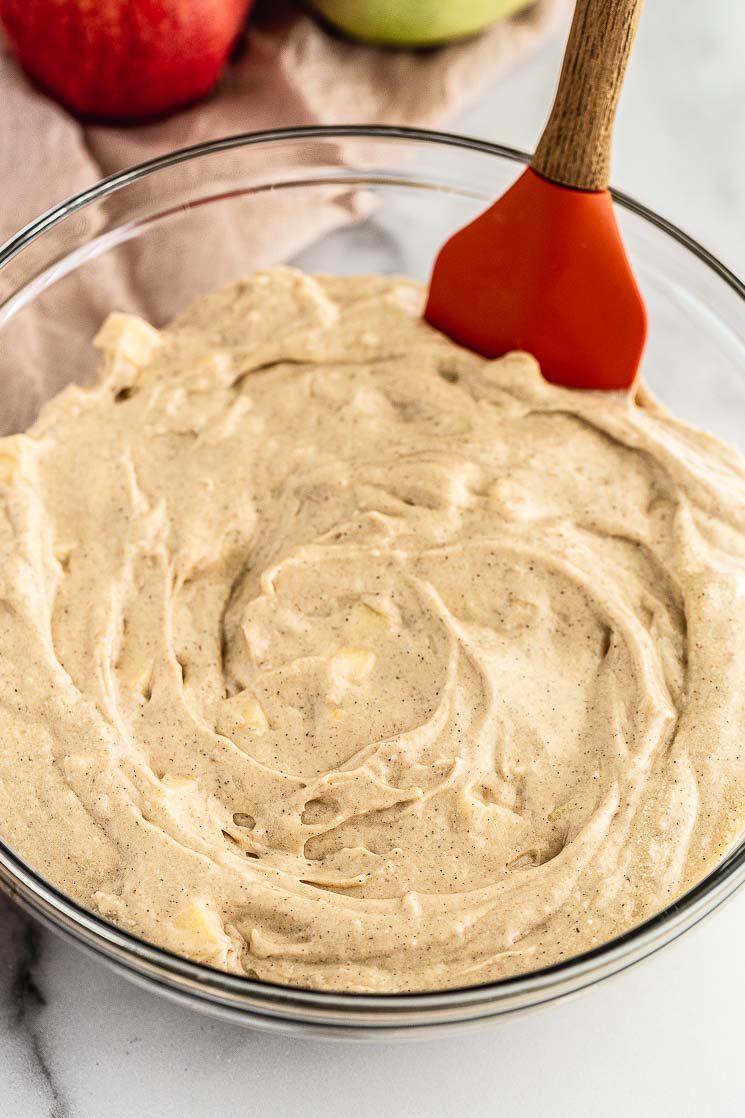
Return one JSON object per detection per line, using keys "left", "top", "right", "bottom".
{"left": 1, "top": 268, "right": 745, "bottom": 993}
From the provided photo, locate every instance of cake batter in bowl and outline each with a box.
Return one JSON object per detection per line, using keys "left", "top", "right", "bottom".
{"left": 0, "top": 127, "right": 744, "bottom": 1034}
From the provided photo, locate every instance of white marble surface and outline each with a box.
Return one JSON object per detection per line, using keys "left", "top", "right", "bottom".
{"left": 457, "top": 0, "right": 745, "bottom": 276}
{"left": 1, "top": 2, "right": 744, "bottom": 1115}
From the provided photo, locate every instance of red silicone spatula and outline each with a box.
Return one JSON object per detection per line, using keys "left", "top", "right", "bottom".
{"left": 425, "top": 0, "right": 646, "bottom": 391}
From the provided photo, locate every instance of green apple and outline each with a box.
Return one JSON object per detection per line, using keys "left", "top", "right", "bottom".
{"left": 307, "top": 0, "right": 535, "bottom": 47}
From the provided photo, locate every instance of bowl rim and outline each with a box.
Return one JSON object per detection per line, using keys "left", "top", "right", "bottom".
{"left": 1, "top": 123, "right": 743, "bottom": 302}
{"left": 1, "top": 123, "right": 744, "bottom": 1022}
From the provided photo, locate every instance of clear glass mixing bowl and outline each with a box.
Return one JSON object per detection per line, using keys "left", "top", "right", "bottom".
{"left": 0, "top": 126, "right": 743, "bottom": 1038}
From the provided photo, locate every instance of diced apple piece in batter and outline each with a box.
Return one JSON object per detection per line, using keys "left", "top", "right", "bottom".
{"left": 161, "top": 774, "right": 198, "bottom": 793}
{"left": 236, "top": 696, "right": 268, "bottom": 731}
{"left": 0, "top": 454, "right": 16, "bottom": 485}
{"left": 216, "top": 691, "right": 269, "bottom": 736}
{"left": 94, "top": 312, "right": 162, "bottom": 367}
{"left": 0, "top": 436, "right": 27, "bottom": 484}
{"left": 350, "top": 602, "right": 389, "bottom": 635}
{"left": 174, "top": 899, "right": 225, "bottom": 946}
{"left": 330, "top": 646, "right": 375, "bottom": 685}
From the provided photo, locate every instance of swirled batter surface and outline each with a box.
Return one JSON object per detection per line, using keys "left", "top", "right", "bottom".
{"left": 1, "top": 268, "right": 745, "bottom": 992}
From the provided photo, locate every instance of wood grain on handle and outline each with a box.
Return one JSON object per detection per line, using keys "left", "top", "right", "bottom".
{"left": 532, "top": 0, "right": 644, "bottom": 191}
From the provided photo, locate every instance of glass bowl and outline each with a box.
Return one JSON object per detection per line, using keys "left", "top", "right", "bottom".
{"left": 0, "top": 126, "right": 743, "bottom": 1038}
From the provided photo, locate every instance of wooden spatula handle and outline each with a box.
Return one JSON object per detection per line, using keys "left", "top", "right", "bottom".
{"left": 532, "top": 0, "right": 643, "bottom": 191}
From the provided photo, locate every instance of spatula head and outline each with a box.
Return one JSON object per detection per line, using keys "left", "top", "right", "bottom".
{"left": 425, "top": 168, "right": 647, "bottom": 391}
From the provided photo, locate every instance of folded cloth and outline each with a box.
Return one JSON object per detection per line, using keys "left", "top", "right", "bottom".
{"left": 0, "top": 0, "right": 566, "bottom": 433}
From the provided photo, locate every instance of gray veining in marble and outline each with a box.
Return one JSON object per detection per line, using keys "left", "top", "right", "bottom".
{"left": 1, "top": 0, "right": 743, "bottom": 1115}
{"left": 0, "top": 897, "right": 67, "bottom": 1117}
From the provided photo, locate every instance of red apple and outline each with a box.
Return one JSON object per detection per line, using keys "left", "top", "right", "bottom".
{"left": 0, "top": 0, "right": 253, "bottom": 120}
